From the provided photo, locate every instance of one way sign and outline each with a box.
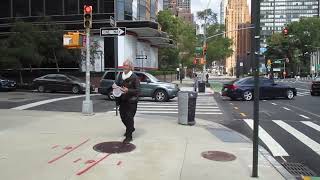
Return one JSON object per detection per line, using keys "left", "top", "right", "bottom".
{"left": 100, "top": 27, "right": 126, "bottom": 37}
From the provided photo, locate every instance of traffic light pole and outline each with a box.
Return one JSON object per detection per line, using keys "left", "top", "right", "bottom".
{"left": 251, "top": 0, "right": 261, "bottom": 177}
{"left": 203, "top": 17, "right": 207, "bottom": 82}
{"left": 82, "top": 27, "right": 93, "bottom": 115}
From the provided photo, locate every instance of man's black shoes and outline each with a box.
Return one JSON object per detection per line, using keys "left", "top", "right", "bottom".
{"left": 123, "top": 136, "right": 132, "bottom": 143}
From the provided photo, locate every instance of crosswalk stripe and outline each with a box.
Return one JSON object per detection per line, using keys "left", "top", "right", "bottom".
{"left": 243, "top": 119, "right": 289, "bottom": 157}
{"left": 301, "top": 121, "right": 320, "bottom": 132}
{"left": 273, "top": 120, "right": 320, "bottom": 156}
{"left": 110, "top": 111, "right": 222, "bottom": 115}
{"left": 114, "top": 107, "right": 221, "bottom": 112}
{"left": 137, "top": 105, "right": 219, "bottom": 108}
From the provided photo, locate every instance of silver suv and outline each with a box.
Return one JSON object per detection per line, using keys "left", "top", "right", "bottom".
{"left": 98, "top": 70, "right": 180, "bottom": 102}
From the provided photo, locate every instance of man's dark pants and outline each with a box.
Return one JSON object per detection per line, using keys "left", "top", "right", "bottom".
{"left": 119, "top": 102, "right": 137, "bottom": 136}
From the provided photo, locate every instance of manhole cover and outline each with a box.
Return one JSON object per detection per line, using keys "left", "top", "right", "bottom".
{"left": 93, "top": 141, "right": 136, "bottom": 153}
{"left": 281, "top": 162, "right": 317, "bottom": 177}
{"left": 201, "top": 151, "right": 236, "bottom": 161}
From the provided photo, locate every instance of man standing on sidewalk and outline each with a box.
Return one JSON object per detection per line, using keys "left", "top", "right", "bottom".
{"left": 113, "top": 59, "right": 140, "bottom": 143}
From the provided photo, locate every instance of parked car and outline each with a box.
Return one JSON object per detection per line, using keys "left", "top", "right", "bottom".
{"left": 32, "top": 74, "right": 93, "bottom": 94}
{"left": 221, "top": 76, "right": 297, "bottom": 101}
{"left": 310, "top": 77, "right": 320, "bottom": 96}
{"left": 98, "top": 70, "right": 180, "bottom": 102}
{"left": 0, "top": 75, "right": 16, "bottom": 91}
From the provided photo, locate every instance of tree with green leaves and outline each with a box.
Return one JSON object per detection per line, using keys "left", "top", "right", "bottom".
{"left": 265, "top": 17, "right": 320, "bottom": 75}
{"left": 157, "top": 10, "right": 197, "bottom": 69}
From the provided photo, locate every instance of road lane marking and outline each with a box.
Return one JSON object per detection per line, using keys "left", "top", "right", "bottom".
{"left": 301, "top": 121, "right": 320, "bottom": 132}
{"left": 110, "top": 111, "right": 223, "bottom": 115}
{"left": 271, "top": 103, "right": 277, "bottom": 106}
{"left": 277, "top": 103, "right": 320, "bottom": 118}
{"left": 273, "top": 120, "right": 320, "bottom": 156}
{"left": 283, "top": 107, "right": 291, "bottom": 111}
{"left": 240, "top": 113, "right": 246, "bottom": 117}
{"left": 11, "top": 94, "right": 99, "bottom": 110}
{"left": 243, "top": 119, "right": 289, "bottom": 157}
{"left": 299, "top": 115, "right": 311, "bottom": 119}
{"left": 234, "top": 107, "right": 239, "bottom": 110}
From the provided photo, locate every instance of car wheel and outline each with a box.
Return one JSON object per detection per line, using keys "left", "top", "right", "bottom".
{"left": 107, "top": 91, "right": 115, "bottom": 100}
{"left": 286, "top": 89, "right": 294, "bottom": 99}
{"left": 242, "top": 90, "right": 253, "bottom": 101}
{"left": 154, "top": 89, "right": 168, "bottom": 102}
{"left": 38, "top": 85, "right": 45, "bottom": 93}
{"left": 72, "top": 85, "right": 80, "bottom": 94}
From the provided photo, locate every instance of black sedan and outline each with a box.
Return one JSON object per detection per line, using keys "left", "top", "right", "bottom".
{"left": 33, "top": 74, "right": 93, "bottom": 94}
{"left": 0, "top": 75, "right": 16, "bottom": 91}
{"left": 221, "top": 77, "right": 297, "bottom": 101}
{"left": 310, "top": 77, "right": 320, "bottom": 96}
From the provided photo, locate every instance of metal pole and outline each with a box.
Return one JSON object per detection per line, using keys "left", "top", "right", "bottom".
{"left": 251, "top": 0, "right": 260, "bottom": 177}
{"left": 114, "top": 36, "right": 118, "bottom": 116}
{"left": 284, "top": 60, "right": 286, "bottom": 79}
{"left": 82, "top": 28, "right": 93, "bottom": 115}
{"left": 203, "top": 16, "right": 207, "bottom": 82}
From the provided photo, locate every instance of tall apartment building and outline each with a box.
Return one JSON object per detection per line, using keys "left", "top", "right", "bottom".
{"left": 260, "top": 0, "right": 319, "bottom": 48}
{"left": 225, "top": 0, "right": 250, "bottom": 76}
{"left": 220, "top": 0, "right": 228, "bottom": 24}
{"left": 164, "top": 0, "right": 193, "bottom": 23}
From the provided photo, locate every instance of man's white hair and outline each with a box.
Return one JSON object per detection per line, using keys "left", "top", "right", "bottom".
{"left": 123, "top": 59, "right": 134, "bottom": 70}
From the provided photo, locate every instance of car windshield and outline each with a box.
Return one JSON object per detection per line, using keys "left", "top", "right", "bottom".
{"left": 146, "top": 73, "right": 160, "bottom": 82}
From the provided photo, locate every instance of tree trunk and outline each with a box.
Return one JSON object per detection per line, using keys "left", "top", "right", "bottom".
{"left": 53, "top": 48, "right": 59, "bottom": 72}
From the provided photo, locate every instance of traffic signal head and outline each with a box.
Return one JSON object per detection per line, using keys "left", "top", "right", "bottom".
{"left": 203, "top": 44, "right": 207, "bottom": 56}
{"left": 282, "top": 27, "right": 288, "bottom": 37}
{"left": 83, "top": 5, "right": 92, "bottom": 28}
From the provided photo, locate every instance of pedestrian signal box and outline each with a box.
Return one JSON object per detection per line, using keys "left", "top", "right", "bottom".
{"left": 63, "top": 32, "right": 85, "bottom": 49}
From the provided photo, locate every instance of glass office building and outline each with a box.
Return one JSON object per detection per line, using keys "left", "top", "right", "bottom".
{"left": 260, "top": 0, "right": 319, "bottom": 48}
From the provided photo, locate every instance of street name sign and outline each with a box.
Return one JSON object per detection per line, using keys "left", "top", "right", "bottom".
{"left": 100, "top": 27, "right": 126, "bottom": 37}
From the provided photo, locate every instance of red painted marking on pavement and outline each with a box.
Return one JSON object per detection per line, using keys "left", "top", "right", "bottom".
{"left": 48, "top": 139, "right": 90, "bottom": 164}
{"left": 117, "top": 161, "right": 122, "bottom": 166}
{"left": 73, "top": 158, "right": 82, "bottom": 163}
{"left": 64, "top": 146, "right": 73, "bottom": 150}
{"left": 76, "top": 154, "right": 111, "bottom": 176}
{"left": 85, "top": 160, "right": 96, "bottom": 164}
{"left": 51, "top": 145, "right": 59, "bottom": 149}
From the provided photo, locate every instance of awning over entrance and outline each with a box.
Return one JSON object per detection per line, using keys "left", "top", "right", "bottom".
{"left": 127, "top": 27, "right": 175, "bottom": 48}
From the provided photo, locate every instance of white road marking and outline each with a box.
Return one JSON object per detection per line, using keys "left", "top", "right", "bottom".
{"left": 299, "top": 114, "right": 311, "bottom": 119}
{"left": 282, "top": 107, "right": 291, "bottom": 111}
{"left": 11, "top": 94, "right": 99, "bottom": 110}
{"left": 301, "top": 121, "right": 320, "bottom": 132}
{"left": 110, "top": 111, "right": 222, "bottom": 115}
{"left": 274, "top": 120, "right": 320, "bottom": 156}
{"left": 271, "top": 103, "right": 277, "bottom": 106}
{"left": 243, "top": 119, "right": 289, "bottom": 157}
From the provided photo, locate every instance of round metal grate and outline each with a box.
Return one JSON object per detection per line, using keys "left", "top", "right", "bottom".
{"left": 93, "top": 141, "right": 136, "bottom": 153}
{"left": 201, "top": 151, "right": 236, "bottom": 162}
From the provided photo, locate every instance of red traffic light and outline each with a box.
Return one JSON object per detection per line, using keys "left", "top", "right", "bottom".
{"left": 84, "top": 5, "right": 92, "bottom": 14}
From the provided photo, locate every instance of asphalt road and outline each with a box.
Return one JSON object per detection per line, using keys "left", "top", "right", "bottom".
{"left": 213, "top": 79, "right": 320, "bottom": 177}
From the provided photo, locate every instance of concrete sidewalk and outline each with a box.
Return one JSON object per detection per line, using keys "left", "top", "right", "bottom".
{"left": 0, "top": 109, "right": 292, "bottom": 180}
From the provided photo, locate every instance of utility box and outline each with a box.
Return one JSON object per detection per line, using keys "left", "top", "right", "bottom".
{"left": 198, "top": 82, "right": 205, "bottom": 92}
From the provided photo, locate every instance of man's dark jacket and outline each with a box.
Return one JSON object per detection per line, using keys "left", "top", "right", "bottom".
{"left": 115, "top": 73, "right": 140, "bottom": 104}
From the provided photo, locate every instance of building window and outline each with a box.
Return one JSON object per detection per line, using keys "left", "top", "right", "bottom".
{"left": 31, "top": 0, "right": 44, "bottom": 16}
{"left": 124, "top": 0, "right": 133, "bottom": 20}
{"left": 13, "top": 0, "right": 29, "bottom": 17}
{"left": 45, "top": 0, "right": 63, "bottom": 15}
{"left": 65, "top": 0, "right": 78, "bottom": 15}
{"left": 117, "top": 0, "right": 125, "bottom": 20}
{"left": 0, "top": 0, "right": 11, "bottom": 17}
{"left": 100, "top": 0, "right": 114, "bottom": 14}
